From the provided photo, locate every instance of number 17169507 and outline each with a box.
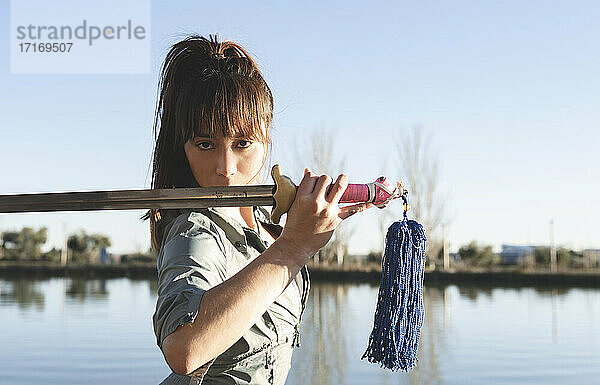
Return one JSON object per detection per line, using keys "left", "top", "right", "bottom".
{"left": 18, "top": 42, "right": 73, "bottom": 53}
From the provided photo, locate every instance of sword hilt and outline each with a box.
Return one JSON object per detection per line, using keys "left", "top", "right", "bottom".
{"left": 271, "top": 165, "right": 297, "bottom": 224}
{"left": 270, "top": 165, "right": 407, "bottom": 224}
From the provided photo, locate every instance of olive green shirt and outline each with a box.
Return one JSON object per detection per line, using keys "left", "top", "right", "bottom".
{"left": 153, "top": 206, "right": 310, "bottom": 385}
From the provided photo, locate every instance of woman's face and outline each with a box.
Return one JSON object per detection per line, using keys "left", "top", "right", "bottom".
{"left": 183, "top": 132, "right": 267, "bottom": 187}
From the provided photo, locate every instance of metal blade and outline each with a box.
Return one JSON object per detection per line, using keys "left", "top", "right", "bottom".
{"left": 0, "top": 185, "right": 276, "bottom": 214}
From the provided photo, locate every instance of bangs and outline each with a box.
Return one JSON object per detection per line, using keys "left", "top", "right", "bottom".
{"left": 174, "top": 75, "right": 272, "bottom": 146}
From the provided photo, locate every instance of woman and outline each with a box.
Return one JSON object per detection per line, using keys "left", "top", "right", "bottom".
{"left": 145, "top": 35, "right": 373, "bottom": 385}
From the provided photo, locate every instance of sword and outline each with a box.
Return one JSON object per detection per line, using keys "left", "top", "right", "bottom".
{"left": 0, "top": 165, "right": 406, "bottom": 224}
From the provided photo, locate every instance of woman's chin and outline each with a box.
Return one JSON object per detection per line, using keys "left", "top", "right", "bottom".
{"left": 200, "top": 181, "right": 237, "bottom": 187}
{"left": 197, "top": 178, "right": 259, "bottom": 187}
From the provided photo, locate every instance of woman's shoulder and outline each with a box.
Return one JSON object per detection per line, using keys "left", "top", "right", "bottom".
{"left": 160, "top": 209, "right": 225, "bottom": 249}
{"left": 156, "top": 209, "right": 230, "bottom": 271}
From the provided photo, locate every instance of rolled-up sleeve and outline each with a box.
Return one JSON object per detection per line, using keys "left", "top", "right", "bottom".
{"left": 152, "top": 217, "right": 228, "bottom": 348}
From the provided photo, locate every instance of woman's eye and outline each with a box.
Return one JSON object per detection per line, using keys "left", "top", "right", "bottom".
{"left": 237, "top": 140, "right": 252, "bottom": 149}
{"left": 196, "top": 142, "right": 213, "bottom": 150}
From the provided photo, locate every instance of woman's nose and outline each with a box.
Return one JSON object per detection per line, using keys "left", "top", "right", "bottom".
{"left": 215, "top": 147, "right": 237, "bottom": 178}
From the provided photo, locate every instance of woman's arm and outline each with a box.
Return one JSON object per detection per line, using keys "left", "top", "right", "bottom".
{"left": 161, "top": 170, "right": 373, "bottom": 375}
{"left": 162, "top": 236, "right": 309, "bottom": 374}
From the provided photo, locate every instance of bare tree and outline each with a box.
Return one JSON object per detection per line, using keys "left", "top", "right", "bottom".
{"left": 396, "top": 127, "right": 446, "bottom": 264}
{"left": 293, "top": 129, "right": 354, "bottom": 265}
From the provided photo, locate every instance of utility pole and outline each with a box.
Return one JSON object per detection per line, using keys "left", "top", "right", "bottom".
{"left": 60, "top": 222, "right": 68, "bottom": 265}
{"left": 550, "top": 220, "right": 557, "bottom": 273}
{"left": 443, "top": 223, "right": 450, "bottom": 270}
{"left": 336, "top": 242, "right": 343, "bottom": 265}
{"left": 582, "top": 249, "right": 590, "bottom": 270}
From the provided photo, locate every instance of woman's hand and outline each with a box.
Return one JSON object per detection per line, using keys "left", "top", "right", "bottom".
{"left": 278, "top": 168, "right": 373, "bottom": 264}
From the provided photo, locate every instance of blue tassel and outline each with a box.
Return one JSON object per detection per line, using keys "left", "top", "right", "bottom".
{"left": 362, "top": 198, "right": 427, "bottom": 372}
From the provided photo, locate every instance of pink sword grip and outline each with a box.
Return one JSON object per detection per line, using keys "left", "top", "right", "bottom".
{"left": 324, "top": 183, "right": 368, "bottom": 203}
{"left": 339, "top": 183, "right": 369, "bottom": 203}
{"left": 323, "top": 176, "right": 398, "bottom": 208}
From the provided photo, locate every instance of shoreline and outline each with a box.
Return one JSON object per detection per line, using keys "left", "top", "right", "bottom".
{"left": 1, "top": 261, "right": 599, "bottom": 287}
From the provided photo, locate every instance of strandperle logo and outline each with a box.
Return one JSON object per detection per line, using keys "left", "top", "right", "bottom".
{"left": 15, "top": 19, "right": 147, "bottom": 46}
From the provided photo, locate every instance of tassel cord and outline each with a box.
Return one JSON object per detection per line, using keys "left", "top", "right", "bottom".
{"left": 361, "top": 193, "right": 427, "bottom": 372}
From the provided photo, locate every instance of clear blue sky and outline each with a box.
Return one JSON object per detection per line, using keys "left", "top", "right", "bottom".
{"left": 1, "top": 0, "right": 598, "bottom": 255}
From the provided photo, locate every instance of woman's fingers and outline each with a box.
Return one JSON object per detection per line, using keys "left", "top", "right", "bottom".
{"left": 296, "top": 168, "right": 317, "bottom": 196}
{"left": 313, "top": 174, "right": 332, "bottom": 199}
{"left": 326, "top": 174, "right": 348, "bottom": 203}
{"left": 282, "top": 168, "right": 374, "bottom": 259}
{"left": 338, "top": 202, "right": 374, "bottom": 220}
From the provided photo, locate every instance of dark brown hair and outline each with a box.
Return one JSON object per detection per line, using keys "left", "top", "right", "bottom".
{"left": 142, "top": 34, "right": 274, "bottom": 250}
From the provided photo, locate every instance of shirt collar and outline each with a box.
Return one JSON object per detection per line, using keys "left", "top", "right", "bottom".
{"left": 206, "top": 205, "right": 273, "bottom": 228}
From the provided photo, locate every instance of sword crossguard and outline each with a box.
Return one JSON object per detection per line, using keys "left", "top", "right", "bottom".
{"left": 271, "top": 165, "right": 298, "bottom": 224}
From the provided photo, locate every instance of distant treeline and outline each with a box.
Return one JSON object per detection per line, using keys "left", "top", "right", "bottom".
{"left": 0, "top": 226, "right": 594, "bottom": 269}
{"left": 452, "top": 241, "right": 589, "bottom": 268}
{"left": 0, "top": 226, "right": 157, "bottom": 264}
{"left": 365, "top": 240, "right": 594, "bottom": 269}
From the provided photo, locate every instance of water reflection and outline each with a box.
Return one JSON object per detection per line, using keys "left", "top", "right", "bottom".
{"left": 147, "top": 278, "right": 159, "bottom": 294}
{"left": 291, "top": 284, "right": 451, "bottom": 385}
{"left": 456, "top": 285, "right": 493, "bottom": 301}
{"left": 289, "top": 281, "right": 600, "bottom": 385}
{"left": 533, "top": 286, "right": 570, "bottom": 296}
{"left": 293, "top": 283, "right": 350, "bottom": 385}
{"left": 411, "top": 286, "right": 446, "bottom": 385}
{"left": 0, "top": 279, "right": 45, "bottom": 310}
{"left": 0, "top": 277, "right": 156, "bottom": 308}
{"left": 1, "top": 277, "right": 598, "bottom": 384}
{"left": 65, "top": 279, "right": 109, "bottom": 301}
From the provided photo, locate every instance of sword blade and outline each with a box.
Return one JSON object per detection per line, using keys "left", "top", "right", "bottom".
{"left": 0, "top": 185, "right": 276, "bottom": 214}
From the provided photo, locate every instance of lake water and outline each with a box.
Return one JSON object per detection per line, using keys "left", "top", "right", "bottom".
{"left": 0, "top": 277, "right": 598, "bottom": 384}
